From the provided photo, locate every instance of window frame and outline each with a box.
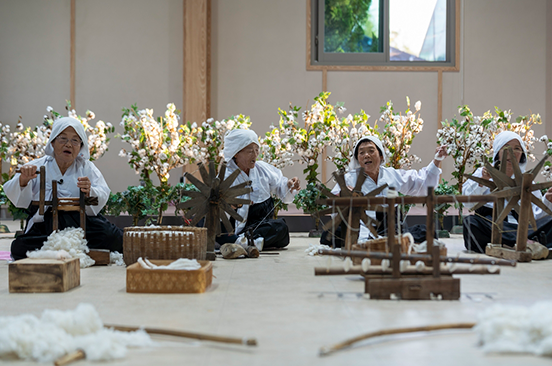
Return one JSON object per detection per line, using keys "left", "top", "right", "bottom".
{"left": 307, "top": 0, "right": 460, "bottom": 71}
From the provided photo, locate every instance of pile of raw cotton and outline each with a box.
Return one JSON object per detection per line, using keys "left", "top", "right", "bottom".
{"left": 475, "top": 302, "right": 552, "bottom": 357}
{"left": 0, "top": 303, "right": 151, "bottom": 362}
{"left": 25, "top": 227, "right": 93, "bottom": 267}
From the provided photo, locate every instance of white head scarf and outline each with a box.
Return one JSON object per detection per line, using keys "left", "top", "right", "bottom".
{"left": 492, "top": 131, "right": 527, "bottom": 170}
{"left": 223, "top": 129, "right": 259, "bottom": 162}
{"left": 348, "top": 135, "right": 386, "bottom": 171}
{"left": 45, "top": 117, "right": 90, "bottom": 160}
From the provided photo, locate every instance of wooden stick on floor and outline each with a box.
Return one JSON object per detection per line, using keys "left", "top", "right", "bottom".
{"left": 54, "top": 325, "right": 258, "bottom": 366}
{"left": 105, "top": 324, "right": 258, "bottom": 346}
{"left": 319, "top": 323, "right": 475, "bottom": 356}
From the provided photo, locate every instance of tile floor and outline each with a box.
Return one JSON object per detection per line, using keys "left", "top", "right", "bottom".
{"left": 0, "top": 219, "right": 551, "bottom": 366}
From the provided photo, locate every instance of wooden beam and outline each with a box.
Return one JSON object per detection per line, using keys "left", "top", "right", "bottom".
{"left": 183, "top": 0, "right": 211, "bottom": 176}
{"left": 437, "top": 70, "right": 443, "bottom": 127}
{"left": 184, "top": 0, "right": 210, "bottom": 124}
{"left": 70, "top": 0, "right": 76, "bottom": 107}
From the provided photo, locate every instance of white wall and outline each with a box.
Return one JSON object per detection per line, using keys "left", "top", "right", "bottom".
{"left": 0, "top": 0, "right": 550, "bottom": 197}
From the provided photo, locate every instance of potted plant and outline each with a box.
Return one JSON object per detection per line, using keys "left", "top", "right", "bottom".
{"left": 434, "top": 179, "right": 459, "bottom": 238}
{"left": 293, "top": 182, "right": 329, "bottom": 237}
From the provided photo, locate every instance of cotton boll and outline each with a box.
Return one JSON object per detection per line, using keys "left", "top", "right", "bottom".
{"left": 343, "top": 257, "right": 353, "bottom": 272}
{"left": 361, "top": 258, "right": 371, "bottom": 272}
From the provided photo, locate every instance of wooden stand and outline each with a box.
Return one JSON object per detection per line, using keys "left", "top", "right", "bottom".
{"left": 317, "top": 189, "right": 512, "bottom": 300}
{"left": 9, "top": 258, "right": 80, "bottom": 293}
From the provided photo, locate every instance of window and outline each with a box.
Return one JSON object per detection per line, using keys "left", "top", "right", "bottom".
{"left": 309, "top": 0, "right": 458, "bottom": 70}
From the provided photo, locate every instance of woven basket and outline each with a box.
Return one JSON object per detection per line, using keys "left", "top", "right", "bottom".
{"left": 123, "top": 226, "right": 207, "bottom": 266}
{"left": 126, "top": 260, "right": 212, "bottom": 293}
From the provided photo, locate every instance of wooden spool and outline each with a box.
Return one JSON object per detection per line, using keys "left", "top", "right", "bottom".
{"left": 9, "top": 258, "right": 80, "bottom": 293}
{"left": 122, "top": 226, "right": 208, "bottom": 266}
{"left": 126, "top": 259, "right": 212, "bottom": 293}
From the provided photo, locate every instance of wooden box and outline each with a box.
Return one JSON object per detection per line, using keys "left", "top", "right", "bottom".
{"left": 9, "top": 258, "right": 80, "bottom": 293}
{"left": 352, "top": 236, "right": 447, "bottom": 266}
{"left": 126, "top": 260, "right": 213, "bottom": 293}
{"left": 123, "top": 226, "right": 207, "bottom": 266}
{"left": 366, "top": 276, "right": 460, "bottom": 300}
{"left": 352, "top": 235, "right": 412, "bottom": 265}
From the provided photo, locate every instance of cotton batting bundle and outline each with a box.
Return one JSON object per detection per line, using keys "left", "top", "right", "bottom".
{"left": 0, "top": 303, "right": 152, "bottom": 362}
{"left": 474, "top": 302, "right": 552, "bottom": 357}
{"left": 26, "top": 227, "right": 95, "bottom": 268}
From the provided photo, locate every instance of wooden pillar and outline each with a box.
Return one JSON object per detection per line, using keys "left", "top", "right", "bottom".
{"left": 70, "top": 0, "right": 76, "bottom": 107}
{"left": 183, "top": 0, "right": 211, "bottom": 175}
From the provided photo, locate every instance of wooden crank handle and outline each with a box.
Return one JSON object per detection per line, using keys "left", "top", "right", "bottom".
{"left": 14, "top": 169, "right": 40, "bottom": 174}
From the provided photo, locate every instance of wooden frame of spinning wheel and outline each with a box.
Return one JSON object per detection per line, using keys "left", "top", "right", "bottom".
{"left": 179, "top": 161, "right": 252, "bottom": 260}
{"left": 464, "top": 147, "right": 552, "bottom": 262}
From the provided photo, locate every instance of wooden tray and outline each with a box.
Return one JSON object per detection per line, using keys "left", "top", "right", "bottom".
{"left": 126, "top": 260, "right": 212, "bottom": 293}
{"left": 123, "top": 226, "right": 207, "bottom": 265}
{"left": 9, "top": 257, "right": 80, "bottom": 293}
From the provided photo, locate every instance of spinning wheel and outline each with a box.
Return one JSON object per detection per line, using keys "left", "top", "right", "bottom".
{"left": 179, "top": 161, "right": 252, "bottom": 260}
{"left": 317, "top": 169, "right": 387, "bottom": 250}
{"left": 465, "top": 147, "right": 552, "bottom": 261}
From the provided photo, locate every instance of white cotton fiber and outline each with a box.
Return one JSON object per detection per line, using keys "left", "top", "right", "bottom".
{"left": 474, "top": 302, "right": 552, "bottom": 357}
{"left": 304, "top": 243, "right": 331, "bottom": 256}
{"left": 110, "top": 251, "right": 125, "bottom": 266}
{"left": 137, "top": 257, "right": 201, "bottom": 270}
{"left": 26, "top": 249, "right": 71, "bottom": 260}
{"left": 0, "top": 303, "right": 152, "bottom": 363}
{"left": 35, "top": 227, "right": 95, "bottom": 268}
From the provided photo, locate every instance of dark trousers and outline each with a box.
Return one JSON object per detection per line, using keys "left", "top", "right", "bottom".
{"left": 463, "top": 214, "right": 552, "bottom": 253}
{"left": 11, "top": 210, "right": 123, "bottom": 260}
{"left": 215, "top": 197, "right": 290, "bottom": 249}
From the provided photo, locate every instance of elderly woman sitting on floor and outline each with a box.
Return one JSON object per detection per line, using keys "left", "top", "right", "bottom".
{"left": 5, "top": 117, "right": 123, "bottom": 260}
{"left": 321, "top": 135, "right": 448, "bottom": 247}
{"left": 462, "top": 131, "right": 552, "bottom": 259}
{"left": 217, "top": 129, "right": 300, "bottom": 259}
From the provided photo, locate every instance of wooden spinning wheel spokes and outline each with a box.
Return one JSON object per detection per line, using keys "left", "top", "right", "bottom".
{"left": 465, "top": 147, "right": 552, "bottom": 231}
{"left": 318, "top": 169, "right": 388, "bottom": 247}
{"left": 178, "top": 161, "right": 252, "bottom": 260}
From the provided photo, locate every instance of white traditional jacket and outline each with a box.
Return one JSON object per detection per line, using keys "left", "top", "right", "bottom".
{"left": 331, "top": 162, "right": 442, "bottom": 239}
{"left": 4, "top": 155, "right": 110, "bottom": 233}
{"left": 462, "top": 167, "right": 552, "bottom": 223}
{"left": 225, "top": 159, "right": 294, "bottom": 235}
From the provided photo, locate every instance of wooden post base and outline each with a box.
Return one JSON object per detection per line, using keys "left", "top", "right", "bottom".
{"left": 485, "top": 244, "right": 532, "bottom": 262}
{"left": 88, "top": 249, "right": 110, "bottom": 265}
{"left": 206, "top": 251, "right": 216, "bottom": 261}
{"left": 366, "top": 276, "right": 460, "bottom": 300}
{"left": 9, "top": 258, "right": 80, "bottom": 293}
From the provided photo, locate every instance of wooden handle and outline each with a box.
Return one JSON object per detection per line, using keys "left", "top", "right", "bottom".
{"left": 54, "top": 349, "right": 85, "bottom": 366}
{"left": 14, "top": 169, "right": 40, "bottom": 174}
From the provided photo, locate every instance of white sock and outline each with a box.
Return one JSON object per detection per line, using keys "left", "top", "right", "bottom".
{"left": 254, "top": 237, "right": 264, "bottom": 252}
{"left": 235, "top": 234, "right": 248, "bottom": 248}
